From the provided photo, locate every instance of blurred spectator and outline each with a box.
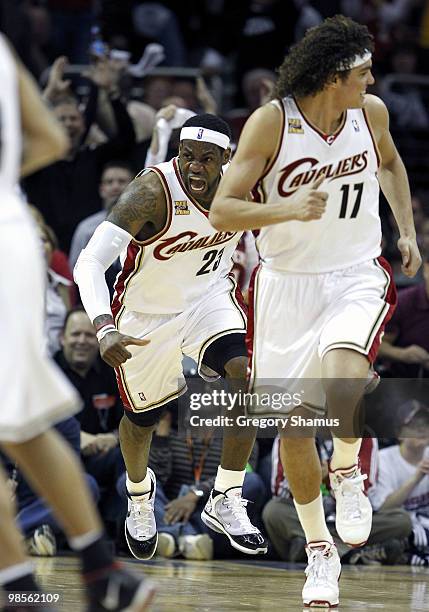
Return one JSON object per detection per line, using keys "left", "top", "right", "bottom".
{"left": 263, "top": 435, "right": 411, "bottom": 564}
{"left": 0, "top": 0, "right": 45, "bottom": 76}
{"left": 38, "top": 221, "right": 72, "bottom": 356}
{"left": 55, "top": 308, "right": 125, "bottom": 541}
{"left": 1, "top": 417, "right": 99, "bottom": 557}
{"left": 369, "top": 401, "right": 429, "bottom": 565}
{"left": 131, "top": 1, "right": 186, "bottom": 66}
{"left": 117, "top": 408, "right": 265, "bottom": 560}
{"left": 22, "top": 56, "right": 135, "bottom": 252}
{"left": 380, "top": 45, "right": 429, "bottom": 130}
{"left": 226, "top": 68, "right": 275, "bottom": 142}
{"left": 27, "top": 203, "right": 74, "bottom": 285}
{"left": 143, "top": 75, "right": 172, "bottom": 111}
{"left": 144, "top": 104, "right": 195, "bottom": 167}
{"left": 48, "top": 0, "right": 95, "bottom": 64}
{"left": 378, "top": 248, "right": 429, "bottom": 377}
{"left": 211, "top": 0, "right": 299, "bottom": 107}
{"left": 69, "top": 160, "right": 134, "bottom": 269}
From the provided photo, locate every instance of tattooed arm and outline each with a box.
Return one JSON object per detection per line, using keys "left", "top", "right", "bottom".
{"left": 74, "top": 171, "right": 166, "bottom": 366}
{"left": 107, "top": 170, "right": 166, "bottom": 238}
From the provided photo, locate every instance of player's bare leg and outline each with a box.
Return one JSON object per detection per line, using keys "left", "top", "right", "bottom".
{"left": 322, "top": 348, "right": 373, "bottom": 547}
{"left": 3, "top": 430, "right": 102, "bottom": 537}
{"left": 1, "top": 431, "right": 155, "bottom": 610}
{"left": 279, "top": 409, "right": 340, "bottom": 607}
{"left": 118, "top": 416, "right": 158, "bottom": 561}
{"left": 202, "top": 356, "right": 267, "bottom": 554}
{"left": 119, "top": 417, "right": 155, "bottom": 484}
{"left": 221, "top": 356, "right": 257, "bottom": 470}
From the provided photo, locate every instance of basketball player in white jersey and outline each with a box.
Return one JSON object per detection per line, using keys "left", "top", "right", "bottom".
{"left": 74, "top": 114, "right": 267, "bottom": 561}
{"left": 209, "top": 15, "right": 421, "bottom": 608}
{"left": 0, "top": 34, "right": 154, "bottom": 611}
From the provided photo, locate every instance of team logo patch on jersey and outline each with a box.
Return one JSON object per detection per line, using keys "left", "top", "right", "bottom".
{"left": 174, "top": 200, "right": 190, "bottom": 215}
{"left": 288, "top": 118, "right": 304, "bottom": 134}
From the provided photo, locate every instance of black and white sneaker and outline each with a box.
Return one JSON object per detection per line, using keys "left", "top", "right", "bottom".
{"left": 125, "top": 468, "right": 158, "bottom": 560}
{"left": 201, "top": 487, "right": 268, "bottom": 555}
{"left": 85, "top": 564, "right": 156, "bottom": 611}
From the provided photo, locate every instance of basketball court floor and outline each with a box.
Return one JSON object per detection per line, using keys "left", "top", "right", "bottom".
{"left": 31, "top": 556, "right": 428, "bottom": 610}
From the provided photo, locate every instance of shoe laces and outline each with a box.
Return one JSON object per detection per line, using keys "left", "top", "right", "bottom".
{"left": 338, "top": 471, "right": 367, "bottom": 521}
{"left": 223, "top": 495, "right": 258, "bottom": 533}
{"left": 130, "top": 496, "right": 154, "bottom": 538}
{"left": 305, "top": 548, "right": 335, "bottom": 585}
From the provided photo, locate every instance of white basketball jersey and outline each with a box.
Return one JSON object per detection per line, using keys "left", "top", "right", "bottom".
{"left": 0, "top": 35, "right": 21, "bottom": 197}
{"left": 254, "top": 97, "right": 382, "bottom": 273}
{"left": 112, "top": 157, "right": 242, "bottom": 314}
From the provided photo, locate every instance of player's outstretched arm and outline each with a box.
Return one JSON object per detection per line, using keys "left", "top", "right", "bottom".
{"left": 209, "top": 104, "right": 328, "bottom": 231}
{"left": 364, "top": 94, "right": 421, "bottom": 278}
{"left": 74, "top": 171, "right": 166, "bottom": 366}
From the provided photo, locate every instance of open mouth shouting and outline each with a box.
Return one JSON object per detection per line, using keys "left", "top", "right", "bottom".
{"left": 189, "top": 176, "right": 207, "bottom": 193}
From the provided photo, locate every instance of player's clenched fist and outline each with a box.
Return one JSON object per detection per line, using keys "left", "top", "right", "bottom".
{"left": 100, "top": 331, "right": 150, "bottom": 368}
{"left": 289, "top": 174, "right": 328, "bottom": 222}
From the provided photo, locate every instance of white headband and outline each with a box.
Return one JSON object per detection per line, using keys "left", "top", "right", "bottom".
{"left": 180, "top": 126, "right": 230, "bottom": 150}
{"left": 337, "top": 50, "right": 372, "bottom": 72}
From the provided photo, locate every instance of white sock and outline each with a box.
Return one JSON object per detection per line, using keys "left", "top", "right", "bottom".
{"left": 214, "top": 466, "right": 245, "bottom": 493}
{"left": 126, "top": 471, "right": 151, "bottom": 497}
{"left": 68, "top": 529, "right": 103, "bottom": 551}
{"left": 0, "top": 562, "right": 34, "bottom": 585}
{"left": 330, "top": 438, "right": 361, "bottom": 471}
{"left": 294, "top": 493, "right": 333, "bottom": 544}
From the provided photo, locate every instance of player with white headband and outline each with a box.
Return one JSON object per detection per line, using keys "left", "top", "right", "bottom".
{"left": 209, "top": 15, "right": 421, "bottom": 608}
{"left": 74, "top": 113, "right": 268, "bottom": 561}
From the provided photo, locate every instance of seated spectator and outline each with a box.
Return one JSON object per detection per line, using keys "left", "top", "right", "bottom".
{"left": 69, "top": 160, "right": 134, "bottom": 271}
{"left": 377, "top": 248, "right": 429, "bottom": 377}
{"left": 117, "top": 407, "right": 265, "bottom": 560}
{"left": 1, "top": 417, "right": 99, "bottom": 557}
{"left": 263, "top": 435, "right": 411, "bottom": 565}
{"left": 54, "top": 307, "right": 125, "bottom": 543}
{"left": 37, "top": 221, "right": 72, "bottom": 355}
{"left": 22, "top": 56, "right": 135, "bottom": 252}
{"left": 369, "top": 401, "right": 429, "bottom": 565}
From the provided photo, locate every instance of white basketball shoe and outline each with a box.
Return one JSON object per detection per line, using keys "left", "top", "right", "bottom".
{"left": 329, "top": 463, "right": 372, "bottom": 547}
{"left": 201, "top": 486, "right": 268, "bottom": 554}
{"left": 302, "top": 541, "right": 341, "bottom": 608}
{"left": 125, "top": 467, "right": 158, "bottom": 560}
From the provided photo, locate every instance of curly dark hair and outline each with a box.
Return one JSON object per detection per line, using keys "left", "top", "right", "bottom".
{"left": 275, "top": 15, "right": 374, "bottom": 99}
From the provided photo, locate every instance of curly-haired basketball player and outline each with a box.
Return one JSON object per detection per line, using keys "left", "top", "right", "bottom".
{"left": 209, "top": 15, "right": 421, "bottom": 608}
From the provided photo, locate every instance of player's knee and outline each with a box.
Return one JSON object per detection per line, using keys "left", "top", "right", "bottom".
{"left": 224, "top": 355, "right": 247, "bottom": 380}
{"left": 120, "top": 412, "right": 157, "bottom": 440}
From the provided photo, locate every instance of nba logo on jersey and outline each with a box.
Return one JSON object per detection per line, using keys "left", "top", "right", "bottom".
{"left": 352, "top": 119, "right": 360, "bottom": 132}
{"left": 197, "top": 128, "right": 204, "bottom": 139}
{"left": 138, "top": 392, "right": 146, "bottom": 401}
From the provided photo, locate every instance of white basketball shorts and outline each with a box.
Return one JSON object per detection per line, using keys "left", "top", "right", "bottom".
{"left": 0, "top": 200, "right": 79, "bottom": 443}
{"left": 112, "top": 276, "right": 246, "bottom": 413}
{"left": 247, "top": 257, "right": 396, "bottom": 413}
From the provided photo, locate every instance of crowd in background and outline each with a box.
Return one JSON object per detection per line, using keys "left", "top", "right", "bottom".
{"left": 0, "top": 0, "right": 428, "bottom": 571}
